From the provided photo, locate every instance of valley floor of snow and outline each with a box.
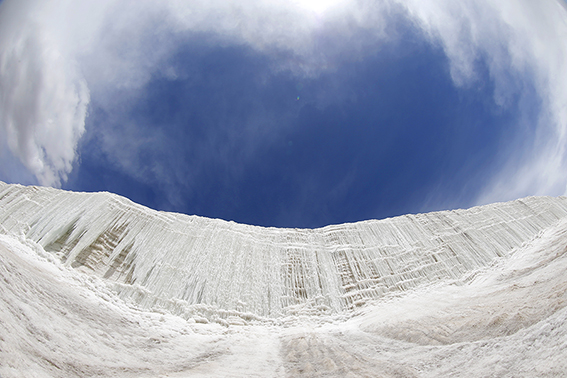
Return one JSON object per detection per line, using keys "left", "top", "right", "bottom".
{"left": 1, "top": 184, "right": 567, "bottom": 377}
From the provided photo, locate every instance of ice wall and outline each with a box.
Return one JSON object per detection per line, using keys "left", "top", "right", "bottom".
{"left": 2, "top": 181, "right": 567, "bottom": 320}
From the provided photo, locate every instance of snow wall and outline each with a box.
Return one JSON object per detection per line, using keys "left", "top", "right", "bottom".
{"left": 2, "top": 181, "right": 567, "bottom": 320}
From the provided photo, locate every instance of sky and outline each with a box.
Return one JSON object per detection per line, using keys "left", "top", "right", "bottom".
{"left": 1, "top": 0, "right": 567, "bottom": 228}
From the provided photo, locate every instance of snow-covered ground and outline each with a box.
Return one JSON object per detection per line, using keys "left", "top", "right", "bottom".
{"left": 1, "top": 182, "right": 567, "bottom": 377}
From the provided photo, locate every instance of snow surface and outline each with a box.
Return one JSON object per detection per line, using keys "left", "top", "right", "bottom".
{"left": 1, "top": 181, "right": 567, "bottom": 376}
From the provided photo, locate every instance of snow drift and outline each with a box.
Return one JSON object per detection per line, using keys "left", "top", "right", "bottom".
{"left": 1, "top": 181, "right": 567, "bottom": 376}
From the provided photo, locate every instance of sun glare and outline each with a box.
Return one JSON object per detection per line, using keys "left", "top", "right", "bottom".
{"left": 294, "top": 0, "right": 344, "bottom": 14}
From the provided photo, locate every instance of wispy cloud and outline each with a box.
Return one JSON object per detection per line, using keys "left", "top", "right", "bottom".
{"left": 0, "top": 0, "right": 89, "bottom": 186}
{"left": 396, "top": 0, "right": 567, "bottom": 203}
{"left": 1, "top": 0, "right": 566, "bottom": 212}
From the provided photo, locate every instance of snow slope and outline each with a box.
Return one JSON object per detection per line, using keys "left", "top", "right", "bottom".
{"left": 2, "top": 181, "right": 567, "bottom": 321}
{"left": 1, "top": 181, "right": 567, "bottom": 376}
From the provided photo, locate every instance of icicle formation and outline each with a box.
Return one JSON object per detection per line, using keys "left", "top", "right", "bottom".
{"left": 1, "top": 181, "right": 567, "bottom": 320}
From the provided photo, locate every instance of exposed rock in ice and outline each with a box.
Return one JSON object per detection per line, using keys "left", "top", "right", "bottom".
{"left": 2, "top": 181, "right": 567, "bottom": 321}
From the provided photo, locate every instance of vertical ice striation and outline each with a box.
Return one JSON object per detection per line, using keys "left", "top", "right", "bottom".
{"left": 1, "top": 181, "right": 567, "bottom": 319}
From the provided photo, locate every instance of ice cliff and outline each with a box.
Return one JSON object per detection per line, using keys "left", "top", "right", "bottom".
{"left": 2, "top": 181, "right": 567, "bottom": 320}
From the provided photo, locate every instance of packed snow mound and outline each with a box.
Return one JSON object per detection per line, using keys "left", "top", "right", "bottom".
{"left": 2, "top": 181, "right": 567, "bottom": 321}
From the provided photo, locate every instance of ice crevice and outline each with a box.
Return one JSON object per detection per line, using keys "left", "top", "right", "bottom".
{"left": 2, "top": 180, "right": 567, "bottom": 322}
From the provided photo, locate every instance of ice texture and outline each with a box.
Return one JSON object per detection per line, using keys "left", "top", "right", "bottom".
{"left": 2, "top": 181, "right": 567, "bottom": 320}
{"left": 2, "top": 181, "right": 567, "bottom": 377}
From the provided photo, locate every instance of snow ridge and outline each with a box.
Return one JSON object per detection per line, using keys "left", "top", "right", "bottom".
{"left": 1, "top": 181, "right": 567, "bottom": 321}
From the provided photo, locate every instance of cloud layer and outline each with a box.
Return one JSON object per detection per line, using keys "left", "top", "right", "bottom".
{"left": 400, "top": 0, "right": 567, "bottom": 203}
{"left": 0, "top": 0, "right": 566, "bottom": 214}
{"left": 0, "top": 0, "right": 89, "bottom": 186}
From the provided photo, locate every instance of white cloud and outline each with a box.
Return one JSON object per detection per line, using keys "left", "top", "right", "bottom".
{"left": 0, "top": 0, "right": 89, "bottom": 186}
{"left": 395, "top": 0, "right": 567, "bottom": 203}
{"left": 0, "top": 0, "right": 396, "bottom": 187}
{"left": 1, "top": 0, "right": 566, "bottom": 207}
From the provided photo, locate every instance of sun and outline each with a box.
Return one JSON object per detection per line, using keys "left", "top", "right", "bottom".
{"left": 293, "top": 0, "right": 344, "bottom": 14}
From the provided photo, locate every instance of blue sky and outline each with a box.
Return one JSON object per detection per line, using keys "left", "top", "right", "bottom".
{"left": 1, "top": 0, "right": 566, "bottom": 228}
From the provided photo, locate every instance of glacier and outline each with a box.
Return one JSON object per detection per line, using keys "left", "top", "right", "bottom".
{"left": 1, "top": 181, "right": 567, "bottom": 377}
